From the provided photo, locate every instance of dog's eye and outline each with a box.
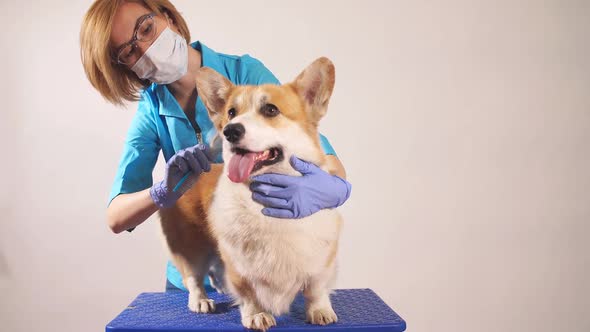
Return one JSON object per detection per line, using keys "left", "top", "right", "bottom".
{"left": 228, "top": 108, "right": 236, "bottom": 119}
{"left": 260, "top": 104, "right": 279, "bottom": 117}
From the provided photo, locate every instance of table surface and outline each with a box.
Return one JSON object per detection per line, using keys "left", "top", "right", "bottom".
{"left": 106, "top": 288, "right": 406, "bottom": 332}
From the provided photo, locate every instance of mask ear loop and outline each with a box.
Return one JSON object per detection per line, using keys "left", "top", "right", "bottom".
{"left": 160, "top": 9, "right": 174, "bottom": 30}
{"left": 160, "top": 10, "right": 188, "bottom": 46}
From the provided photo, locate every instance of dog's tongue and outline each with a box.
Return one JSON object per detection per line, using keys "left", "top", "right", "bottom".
{"left": 228, "top": 152, "right": 261, "bottom": 183}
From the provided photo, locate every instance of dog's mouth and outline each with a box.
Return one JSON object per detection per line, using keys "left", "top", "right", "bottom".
{"left": 228, "top": 146, "right": 284, "bottom": 183}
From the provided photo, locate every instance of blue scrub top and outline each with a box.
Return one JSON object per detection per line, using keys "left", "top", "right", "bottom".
{"left": 108, "top": 41, "right": 337, "bottom": 291}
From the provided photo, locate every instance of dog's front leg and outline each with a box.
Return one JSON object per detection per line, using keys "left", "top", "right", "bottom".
{"left": 303, "top": 262, "right": 338, "bottom": 325}
{"left": 240, "top": 298, "right": 276, "bottom": 332}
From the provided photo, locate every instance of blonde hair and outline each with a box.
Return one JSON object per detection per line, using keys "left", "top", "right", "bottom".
{"left": 80, "top": 0, "right": 191, "bottom": 106}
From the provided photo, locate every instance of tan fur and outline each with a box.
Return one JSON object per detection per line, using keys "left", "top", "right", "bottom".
{"left": 159, "top": 165, "right": 222, "bottom": 289}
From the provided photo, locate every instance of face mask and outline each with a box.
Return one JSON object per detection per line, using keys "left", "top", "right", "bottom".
{"left": 131, "top": 26, "right": 188, "bottom": 84}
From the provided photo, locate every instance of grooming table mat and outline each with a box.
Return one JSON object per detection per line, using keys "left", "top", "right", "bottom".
{"left": 106, "top": 288, "right": 406, "bottom": 331}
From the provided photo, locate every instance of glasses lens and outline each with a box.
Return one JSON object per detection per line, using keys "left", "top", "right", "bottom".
{"left": 117, "top": 43, "right": 137, "bottom": 65}
{"left": 137, "top": 15, "right": 156, "bottom": 42}
{"left": 114, "top": 14, "right": 156, "bottom": 65}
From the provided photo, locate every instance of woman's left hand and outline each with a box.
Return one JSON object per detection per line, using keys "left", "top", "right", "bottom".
{"left": 249, "top": 155, "right": 352, "bottom": 219}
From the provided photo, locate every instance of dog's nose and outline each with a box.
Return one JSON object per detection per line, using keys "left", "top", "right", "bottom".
{"left": 223, "top": 123, "right": 245, "bottom": 143}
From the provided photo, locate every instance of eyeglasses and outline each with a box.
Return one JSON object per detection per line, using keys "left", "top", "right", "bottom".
{"left": 114, "top": 13, "right": 157, "bottom": 66}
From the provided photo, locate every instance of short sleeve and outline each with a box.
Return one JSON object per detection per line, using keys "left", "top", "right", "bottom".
{"left": 107, "top": 94, "right": 161, "bottom": 206}
{"left": 238, "top": 55, "right": 281, "bottom": 85}
{"left": 319, "top": 133, "right": 337, "bottom": 156}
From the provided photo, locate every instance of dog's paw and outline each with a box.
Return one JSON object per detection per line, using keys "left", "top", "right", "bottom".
{"left": 188, "top": 297, "right": 216, "bottom": 313}
{"left": 242, "top": 312, "right": 276, "bottom": 331}
{"left": 306, "top": 307, "right": 338, "bottom": 325}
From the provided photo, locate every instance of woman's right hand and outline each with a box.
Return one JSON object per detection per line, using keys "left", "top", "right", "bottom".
{"left": 150, "top": 144, "right": 214, "bottom": 208}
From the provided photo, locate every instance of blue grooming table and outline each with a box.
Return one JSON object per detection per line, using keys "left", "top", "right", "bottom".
{"left": 106, "top": 288, "right": 406, "bottom": 331}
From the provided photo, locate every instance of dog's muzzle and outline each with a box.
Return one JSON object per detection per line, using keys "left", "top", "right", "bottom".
{"left": 223, "top": 123, "right": 245, "bottom": 143}
{"left": 227, "top": 146, "right": 284, "bottom": 183}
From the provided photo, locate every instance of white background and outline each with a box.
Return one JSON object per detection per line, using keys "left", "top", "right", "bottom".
{"left": 0, "top": 1, "right": 589, "bottom": 331}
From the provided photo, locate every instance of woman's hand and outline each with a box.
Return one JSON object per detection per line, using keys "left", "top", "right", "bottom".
{"left": 249, "top": 155, "right": 352, "bottom": 219}
{"left": 150, "top": 144, "right": 214, "bottom": 208}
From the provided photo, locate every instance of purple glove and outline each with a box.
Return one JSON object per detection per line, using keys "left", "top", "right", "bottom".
{"left": 249, "top": 155, "right": 352, "bottom": 219}
{"left": 150, "top": 144, "right": 213, "bottom": 209}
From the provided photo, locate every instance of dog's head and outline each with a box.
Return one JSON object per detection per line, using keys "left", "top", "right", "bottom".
{"left": 196, "top": 57, "right": 335, "bottom": 183}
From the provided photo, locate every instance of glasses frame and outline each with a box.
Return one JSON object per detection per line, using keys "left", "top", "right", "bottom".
{"left": 114, "top": 12, "right": 157, "bottom": 65}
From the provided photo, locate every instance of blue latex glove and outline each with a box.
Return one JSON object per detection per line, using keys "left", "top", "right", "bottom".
{"left": 150, "top": 144, "right": 213, "bottom": 209}
{"left": 249, "top": 155, "right": 352, "bottom": 219}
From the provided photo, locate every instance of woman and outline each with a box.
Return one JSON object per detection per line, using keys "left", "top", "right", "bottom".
{"left": 80, "top": 0, "right": 351, "bottom": 292}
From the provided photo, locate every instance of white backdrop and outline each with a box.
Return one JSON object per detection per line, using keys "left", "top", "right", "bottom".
{"left": 0, "top": 1, "right": 589, "bottom": 331}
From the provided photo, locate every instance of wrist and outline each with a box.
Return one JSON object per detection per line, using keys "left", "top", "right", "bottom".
{"left": 150, "top": 180, "right": 181, "bottom": 209}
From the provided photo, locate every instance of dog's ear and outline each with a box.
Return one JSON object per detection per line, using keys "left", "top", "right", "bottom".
{"left": 196, "top": 67, "right": 233, "bottom": 126}
{"left": 291, "top": 57, "right": 335, "bottom": 124}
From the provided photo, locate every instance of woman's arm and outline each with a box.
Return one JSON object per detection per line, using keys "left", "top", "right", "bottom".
{"left": 107, "top": 93, "right": 161, "bottom": 234}
{"left": 107, "top": 189, "right": 158, "bottom": 234}
{"left": 107, "top": 144, "right": 214, "bottom": 234}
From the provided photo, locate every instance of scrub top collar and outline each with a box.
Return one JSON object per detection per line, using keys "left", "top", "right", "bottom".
{"left": 155, "top": 41, "right": 225, "bottom": 120}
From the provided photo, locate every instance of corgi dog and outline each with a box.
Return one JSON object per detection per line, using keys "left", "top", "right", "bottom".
{"left": 159, "top": 57, "right": 342, "bottom": 331}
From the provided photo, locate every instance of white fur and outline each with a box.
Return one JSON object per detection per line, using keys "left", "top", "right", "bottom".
{"left": 209, "top": 113, "right": 341, "bottom": 316}
{"left": 210, "top": 177, "right": 341, "bottom": 315}
{"left": 186, "top": 276, "right": 216, "bottom": 313}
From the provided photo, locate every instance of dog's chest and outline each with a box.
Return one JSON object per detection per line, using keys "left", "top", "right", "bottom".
{"left": 209, "top": 179, "right": 340, "bottom": 278}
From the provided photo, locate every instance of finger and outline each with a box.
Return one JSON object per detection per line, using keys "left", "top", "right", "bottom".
{"left": 252, "top": 192, "right": 290, "bottom": 209}
{"left": 173, "top": 156, "right": 189, "bottom": 174}
{"left": 249, "top": 182, "right": 275, "bottom": 195}
{"left": 250, "top": 173, "right": 292, "bottom": 187}
{"left": 289, "top": 155, "right": 317, "bottom": 175}
{"left": 179, "top": 148, "right": 194, "bottom": 163}
{"left": 175, "top": 173, "right": 195, "bottom": 192}
{"left": 261, "top": 207, "right": 295, "bottom": 219}
{"left": 197, "top": 143, "right": 215, "bottom": 162}
{"left": 249, "top": 182, "right": 292, "bottom": 199}
{"left": 193, "top": 146, "right": 211, "bottom": 172}
{"left": 185, "top": 152, "right": 203, "bottom": 175}
{"left": 164, "top": 175, "right": 175, "bottom": 190}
